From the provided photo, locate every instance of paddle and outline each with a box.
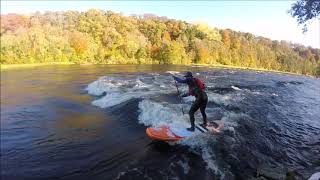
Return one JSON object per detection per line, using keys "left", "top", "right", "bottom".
{"left": 173, "top": 77, "right": 185, "bottom": 115}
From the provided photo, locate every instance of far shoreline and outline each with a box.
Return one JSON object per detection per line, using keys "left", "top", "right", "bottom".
{"left": 0, "top": 62, "right": 314, "bottom": 78}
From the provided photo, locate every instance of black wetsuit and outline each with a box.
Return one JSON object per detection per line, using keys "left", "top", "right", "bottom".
{"left": 173, "top": 76, "right": 208, "bottom": 129}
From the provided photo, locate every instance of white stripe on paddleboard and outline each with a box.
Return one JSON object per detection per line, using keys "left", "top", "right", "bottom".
{"left": 196, "top": 124, "right": 208, "bottom": 132}
{"left": 195, "top": 126, "right": 205, "bottom": 133}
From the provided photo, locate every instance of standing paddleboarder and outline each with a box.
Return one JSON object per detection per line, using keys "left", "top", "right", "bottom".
{"left": 173, "top": 72, "right": 208, "bottom": 131}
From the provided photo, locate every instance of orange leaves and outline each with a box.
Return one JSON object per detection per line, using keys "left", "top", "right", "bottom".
{"left": 162, "top": 31, "right": 172, "bottom": 43}
{"left": 221, "top": 29, "right": 231, "bottom": 49}
{"left": 69, "top": 32, "right": 88, "bottom": 54}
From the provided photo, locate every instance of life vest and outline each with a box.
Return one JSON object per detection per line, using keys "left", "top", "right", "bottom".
{"left": 188, "top": 78, "right": 205, "bottom": 95}
{"left": 194, "top": 78, "right": 205, "bottom": 90}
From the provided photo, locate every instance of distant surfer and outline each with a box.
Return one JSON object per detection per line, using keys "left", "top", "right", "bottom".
{"left": 173, "top": 72, "right": 208, "bottom": 131}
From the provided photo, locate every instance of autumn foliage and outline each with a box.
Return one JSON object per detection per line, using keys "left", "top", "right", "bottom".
{"left": 1, "top": 10, "right": 319, "bottom": 76}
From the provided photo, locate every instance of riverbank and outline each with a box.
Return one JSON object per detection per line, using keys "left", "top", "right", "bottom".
{"left": 0, "top": 62, "right": 76, "bottom": 70}
{"left": 197, "top": 64, "right": 304, "bottom": 77}
{"left": 0, "top": 62, "right": 308, "bottom": 77}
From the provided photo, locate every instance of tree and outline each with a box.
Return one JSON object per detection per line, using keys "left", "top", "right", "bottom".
{"left": 221, "top": 29, "right": 231, "bottom": 49}
{"left": 0, "top": 10, "right": 319, "bottom": 76}
{"left": 162, "top": 31, "right": 171, "bottom": 43}
{"left": 69, "top": 31, "right": 88, "bottom": 54}
{"left": 193, "top": 39, "right": 210, "bottom": 64}
{"left": 156, "top": 41, "right": 188, "bottom": 64}
{"left": 290, "top": 0, "right": 320, "bottom": 32}
{"left": 0, "top": 14, "right": 29, "bottom": 35}
{"left": 316, "top": 61, "right": 320, "bottom": 77}
{"left": 195, "top": 23, "right": 221, "bottom": 42}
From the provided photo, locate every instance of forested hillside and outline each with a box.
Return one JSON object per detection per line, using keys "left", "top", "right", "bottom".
{"left": 1, "top": 9, "right": 319, "bottom": 76}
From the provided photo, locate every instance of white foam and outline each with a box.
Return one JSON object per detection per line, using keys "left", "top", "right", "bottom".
{"left": 91, "top": 92, "right": 135, "bottom": 108}
{"left": 138, "top": 99, "right": 223, "bottom": 129}
{"left": 138, "top": 99, "right": 226, "bottom": 172}
{"left": 308, "top": 172, "right": 320, "bottom": 180}
{"left": 166, "top": 71, "right": 180, "bottom": 75}
{"left": 182, "top": 91, "right": 240, "bottom": 106}
{"left": 231, "top": 86, "right": 241, "bottom": 91}
{"left": 207, "top": 92, "right": 232, "bottom": 106}
{"left": 178, "top": 134, "right": 223, "bottom": 175}
{"left": 182, "top": 96, "right": 195, "bottom": 103}
{"left": 175, "top": 111, "right": 245, "bottom": 173}
{"left": 86, "top": 76, "right": 119, "bottom": 96}
{"left": 86, "top": 75, "right": 175, "bottom": 108}
{"left": 138, "top": 99, "right": 189, "bottom": 127}
{"left": 201, "top": 146, "right": 220, "bottom": 174}
{"left": 251, "top": 91, "right": 261, "bottom": 95}
{"left": 86, "top": 74, "right": 204, "bottom": 115}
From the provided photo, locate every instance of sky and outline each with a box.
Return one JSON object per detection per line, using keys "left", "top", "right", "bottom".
{"left": 1, "top": 1, "right": 319, "bottom": 48}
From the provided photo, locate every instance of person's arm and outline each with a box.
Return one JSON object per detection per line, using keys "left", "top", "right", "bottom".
{"left": 173, "top": 76, "right": 188, "bottom": 83}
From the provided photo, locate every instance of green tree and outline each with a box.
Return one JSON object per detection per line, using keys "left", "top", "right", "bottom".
{"left": 156, "top": 41, "right": 188, "bottom": 64}
{"left": 290, "top": 0, "right": 320, "bottom": 32}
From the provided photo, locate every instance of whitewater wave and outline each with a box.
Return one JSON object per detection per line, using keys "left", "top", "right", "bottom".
{"left": 91, "top": 92, "right": 139, "bottom": 108}
{"left": 137, "top": 98, "right": 245, "bottom": 173}
{"left": 231, "top": 86, "right": 241, "bottom": 91}
{"left": 86, "top": 73, "right": 247, "bottom": 175}
{"left": 138, "top": 99, "right": 189, "bottom": 127}
{"left": 86, "top": 75, "right": 176, "bottom": 108}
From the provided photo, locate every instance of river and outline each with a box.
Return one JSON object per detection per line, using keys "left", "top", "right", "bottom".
{"left": 1, "top": 65, "right": 319, "bottom": 180}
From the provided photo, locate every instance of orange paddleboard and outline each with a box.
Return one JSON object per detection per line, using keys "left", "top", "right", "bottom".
{"left": 146, "top": 126, "right": 183, "bottom": 141}
{"left": 146, "top": 122, "right": 224, "bottom": 142}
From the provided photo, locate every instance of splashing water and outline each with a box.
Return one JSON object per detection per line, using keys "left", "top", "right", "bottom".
{"left": 85, "top": 72, "right": 252, "bottom": 175}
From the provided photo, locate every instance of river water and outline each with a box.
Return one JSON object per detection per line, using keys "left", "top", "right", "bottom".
{"left": 1, "top": 65, "right": 319, "bottom": 180}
